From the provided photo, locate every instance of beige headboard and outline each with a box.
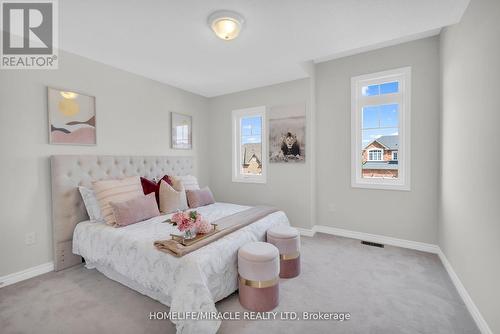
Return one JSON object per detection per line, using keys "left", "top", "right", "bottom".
{"left": 50, "top": 155, "right": 195, "bottom": 271}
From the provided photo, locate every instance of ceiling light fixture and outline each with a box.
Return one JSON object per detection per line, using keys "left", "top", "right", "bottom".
{"left": 208, "top": 10, "right": 245, "bottom": 41}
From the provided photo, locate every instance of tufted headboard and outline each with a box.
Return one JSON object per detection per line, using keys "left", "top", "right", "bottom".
{"left": 50, "top": 155, "right": 195, "bottom": 271}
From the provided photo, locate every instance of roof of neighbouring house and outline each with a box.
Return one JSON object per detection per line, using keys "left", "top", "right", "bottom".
{"left": 364, "top": 135, "right": 399, "bottom": 150}
{"left": 243, "top": 143, "right": 262, "bottom": 165}
{"left": 362, "top": 161, "right": 399, "bottom": 170}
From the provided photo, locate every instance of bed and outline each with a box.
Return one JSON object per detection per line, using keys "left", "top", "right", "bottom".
{"left": 50, "top": 155, "right": 290, "bottom": 334}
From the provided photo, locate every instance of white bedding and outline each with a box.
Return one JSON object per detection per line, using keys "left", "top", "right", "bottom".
{"left": 72, "top": 202, "right": 290, "bottom": 334}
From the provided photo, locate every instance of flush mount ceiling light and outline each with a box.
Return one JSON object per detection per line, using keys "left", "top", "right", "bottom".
{"left": 208, "top": 10, "right": 245, "bottom": 41}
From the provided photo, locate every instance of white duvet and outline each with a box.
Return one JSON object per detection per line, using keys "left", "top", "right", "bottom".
{"left": 72, "top": 202, "right": 290, "bottom": 334}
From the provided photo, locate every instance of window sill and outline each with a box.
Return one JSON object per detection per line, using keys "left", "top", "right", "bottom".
{"left": 232, "top": 176, "right": 267, "bottom": 184}
{"left": 351, "top": 182, "right": 410, "bottom": 191}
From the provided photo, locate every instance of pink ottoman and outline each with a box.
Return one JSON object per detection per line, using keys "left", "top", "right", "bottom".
{"left": 238, "top": 242, "right": 280, "bottom": 312}
{"left": 267, "top": 226, "right": 301, "bottom": 278}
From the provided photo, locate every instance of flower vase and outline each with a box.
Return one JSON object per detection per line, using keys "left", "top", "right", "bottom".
{"left": 184, "top": 228, "right": 196, "bottom": 240}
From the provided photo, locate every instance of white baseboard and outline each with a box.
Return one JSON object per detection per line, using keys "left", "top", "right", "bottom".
{"left": 437, "top": 250, "right": 492, "bottom": 334}
{"left": 0, "top": 262, "right": 54, "bottom": 288}
{"left": 316, "top": 225, "right": 440, "bottom": 253}
{"left": 295, "top": 227, "right": 315, "bottom": 237}
{"left": 297, "top": 224, "right": 439, "bottom": 253}
{"left": 296, "top": 224, "right": 491, "bottom": 334}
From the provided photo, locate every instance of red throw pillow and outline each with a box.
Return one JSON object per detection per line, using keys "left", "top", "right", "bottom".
{"left": 140, "top": 175, "right": 172, "bottom": 204}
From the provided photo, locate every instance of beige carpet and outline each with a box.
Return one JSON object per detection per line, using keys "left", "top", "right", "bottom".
{"left": 0, "top": 233, "right": 479, "bottom": 334}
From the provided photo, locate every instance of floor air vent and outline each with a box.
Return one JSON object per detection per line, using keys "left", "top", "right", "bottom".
{"left": 361, "top": 241, "right": 384, "bottom": 248}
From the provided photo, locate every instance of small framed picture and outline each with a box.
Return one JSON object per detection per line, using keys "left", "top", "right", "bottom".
{"left": 47, "top": 87, "right": 96, "bottom": 145}
{"left": 171, "top": 112, "right": 192, "bottom": 149}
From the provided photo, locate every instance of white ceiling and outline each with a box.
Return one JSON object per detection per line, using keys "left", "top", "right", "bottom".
{"left": 60, "top": 0, "right": 470, "bottom": 97}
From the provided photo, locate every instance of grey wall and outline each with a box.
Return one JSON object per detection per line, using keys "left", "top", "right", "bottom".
{"left": 207, "top": 79, "right": 312, "bottom": 229}
{"left": 440, "top": 0, "right": 500, "bottom": 332}
{"left": 0, "top": 51, "right": 209, "bottom": 277}
{"left": 315, "top": 37, "right": 441, "bottom": 244}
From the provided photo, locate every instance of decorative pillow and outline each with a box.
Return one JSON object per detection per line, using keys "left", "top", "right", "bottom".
{"left": 110, "top": 193, "right": 160, "bottom": 227}
{"left": 92, "top": 176, "right": 144, "bottom": 225}
{"left": 140, "top": 175, "right": 172, "bottom": 204}
{"left": 78, "top": 186, "right": 103, "bottom": 222}
{"left": 159, "top": 179, "right": 188, "bottom": 213}
{"left": 186, "top": 187, "right": 215, "bottom": 208}
{"left": 172, "top": 175, "right": 200, "bottom": 191}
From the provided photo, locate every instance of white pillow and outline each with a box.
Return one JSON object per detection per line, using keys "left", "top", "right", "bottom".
{"left": 173, "top": 175, "right": 200, "bottom": 191}
{"left": 159, "top": 179, "right": 188, "bottom": 213}
{"left": 78, "top": 186, "right": 103, "bottom": 222}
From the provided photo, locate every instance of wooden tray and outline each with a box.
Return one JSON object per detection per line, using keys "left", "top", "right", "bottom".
{"left": 170, "top": 224, "right": 219, "bottom": 246}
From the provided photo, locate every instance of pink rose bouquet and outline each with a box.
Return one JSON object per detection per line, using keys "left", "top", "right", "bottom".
{"left": 170, "top": 210, "right": 202, "bottom": 232}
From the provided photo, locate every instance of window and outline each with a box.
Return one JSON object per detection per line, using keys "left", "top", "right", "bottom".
{"left": 351, "top": 67, "right": 411, "bottom": 190}
{"left": 232, "top": 106, "right": 267, "bottom": 183}
{"left": 392, "top": 151, "right": 398, "bottom": 161}
{"left": 368, "top": 149, "right": 383, "bottom": 161}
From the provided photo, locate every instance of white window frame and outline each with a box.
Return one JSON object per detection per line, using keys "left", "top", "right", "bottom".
{"left": 392, "top": 151, "right": 398, "bottom": 161}
{"left": 232, "top": 106, "right": 267, "bottom": 184}
{"left": 351, "top": 67, "right": 411, "bottom": 191}
{"left": 367, "top": 148, "right": 384, "bottom": 161}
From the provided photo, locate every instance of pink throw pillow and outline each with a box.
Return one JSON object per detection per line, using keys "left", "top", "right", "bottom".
{"left": 186, "top": 187, "right": 215, "bottom": 208}
{"left": 110, "top": 193, "right": 160, "bottom": 227}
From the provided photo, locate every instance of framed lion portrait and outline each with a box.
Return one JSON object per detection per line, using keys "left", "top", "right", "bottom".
{"left": 269, "top": 103, "right": 306, "bottom": 163}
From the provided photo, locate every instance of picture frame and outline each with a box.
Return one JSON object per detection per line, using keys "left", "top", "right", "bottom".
{"left": 47, "top": 87, "right": 96, "bottom": 145}
{"left": 171, "top": 112, "right": 192, "bottom": 150}
{"left": 269, "top": 103, "right": 306, "bottom": 163}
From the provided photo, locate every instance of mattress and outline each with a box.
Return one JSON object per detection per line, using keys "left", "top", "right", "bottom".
{"left": 72, "top": 202, "right": 290, "bottom": 334}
